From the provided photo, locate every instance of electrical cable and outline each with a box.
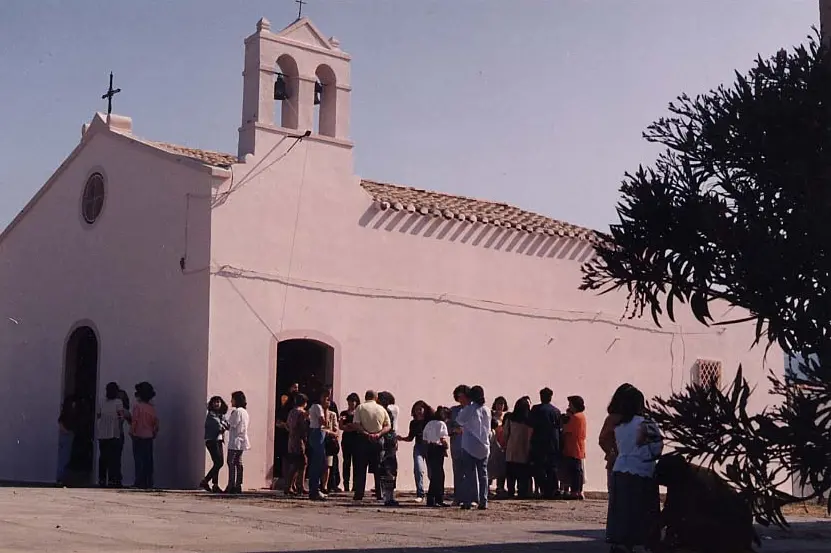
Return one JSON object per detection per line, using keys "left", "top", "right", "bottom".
{"left": 277, "top": 140, "right": 311, "bottom": 333}
{"left": 212, "top": 262, "right": 727, "bottom": 338}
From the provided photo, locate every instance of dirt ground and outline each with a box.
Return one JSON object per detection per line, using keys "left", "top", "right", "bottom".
{"left": 195, "top": 489, "right": 830, "bottom": 526}
{"left": 0, "top": 487, "right": 828, "bottom": 553}
{"left": 783, "top": 500, "right": 831, "bottom": 520}
{"left": 205, "top": 489, "right": 611, "bottom": 524}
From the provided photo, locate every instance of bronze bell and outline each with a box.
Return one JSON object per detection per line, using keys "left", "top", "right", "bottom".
{"left": 314, "top": 81, "right": 323, "bottom": 105}
{"left": 274, "top": 73, "right": 290, "bottom": 100}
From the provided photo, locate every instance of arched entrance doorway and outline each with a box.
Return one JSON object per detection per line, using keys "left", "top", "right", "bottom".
{"left": 61, "top": 325, "right": 99, "bottom": 486}
{"left": 273, "top": 338, "right": 334, "bottom": 483}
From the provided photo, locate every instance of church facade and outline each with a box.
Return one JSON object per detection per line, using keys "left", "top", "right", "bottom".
{"left": 0, "top": 17, "right": 781, "bottom": 490}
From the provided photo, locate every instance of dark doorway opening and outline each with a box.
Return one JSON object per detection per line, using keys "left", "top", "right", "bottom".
{"left": 273, "top": 339, "right": 334, "bottom": 482}
{"left": 62, "top": 326, "right": 99, "bottom": 486}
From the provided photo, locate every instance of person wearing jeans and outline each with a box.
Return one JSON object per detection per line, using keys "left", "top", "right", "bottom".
{"left": 226, "top": 391, "right": 250, "bottom": 494}
{"left": 449, "top": 385, "right": 471, "bottom": 503}
{"left": 200, "top": 396, "right": 230, "bottom": 492}
{"left": 307, "top": 390, "right": 329, "bottom": 500}
{"left": 461, "top": 450, "right": 488, "bottom": 508}
{"left": 132, "top": 437, "right": 154, "bottom": 488}
{"left": 413, "top": 443, "right": 429, "bottom": 498}
{"left": 398, "top": 400, "right": 433, "bottom": 501}
{"left": 454, "top": 385, "right": 491, "bottom": 510}
{"left": 129, "top": 382, "right": 159, "bottom": 489}
{"left": 339, "top": 393, "right": 360, "bottom": 492}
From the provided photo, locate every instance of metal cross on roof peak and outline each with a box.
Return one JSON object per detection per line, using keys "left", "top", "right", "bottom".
{"left": 101, "top": 72, "right": 121, "bottom": 116}
{"left": 295, "top": 0, "right": 307, "bottom": 20}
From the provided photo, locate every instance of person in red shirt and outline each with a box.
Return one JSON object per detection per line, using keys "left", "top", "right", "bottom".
{"left": 562, "top": 395, "right": 587, "bottom": 500}
{"left": 128, "top": 382, "right": 159, "bottom": 489}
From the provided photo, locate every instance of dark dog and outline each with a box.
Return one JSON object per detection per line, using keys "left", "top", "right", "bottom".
{"left": 655, "top": 454, "right": 760, "bottom": 553}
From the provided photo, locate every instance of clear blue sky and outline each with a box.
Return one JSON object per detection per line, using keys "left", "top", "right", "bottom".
{"left": 0, "top": 0, "right": 819, "bottom": 231}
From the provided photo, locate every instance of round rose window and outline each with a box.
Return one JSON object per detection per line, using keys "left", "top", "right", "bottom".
{"left": 81, "top": 173, "right": 105, "bottom": 224}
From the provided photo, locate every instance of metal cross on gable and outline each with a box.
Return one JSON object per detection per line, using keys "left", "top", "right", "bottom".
{"left": 101, "top": 72, "right": 121, "bottom": 115}
{"left": 295, "top": 0, "right": 306, "bottom": 19}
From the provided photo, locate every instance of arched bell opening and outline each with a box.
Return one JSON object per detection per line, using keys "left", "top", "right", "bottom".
{"left": 274, "top": 54, "right": 300, "bottom": 129}
{"left": 314, "top": 64, "right": 337, "bottom": 137}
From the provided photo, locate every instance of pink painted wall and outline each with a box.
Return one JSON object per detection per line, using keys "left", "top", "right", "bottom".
{"left": 208, "top": 130, "right": 780, "bottom": 492}
{"left": 0, "top": 117, "right": 214, "bottom": 487}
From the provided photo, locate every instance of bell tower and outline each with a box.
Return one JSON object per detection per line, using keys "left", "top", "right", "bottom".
{"left": 238, "top": 16, "right": 353, "bottom": 158}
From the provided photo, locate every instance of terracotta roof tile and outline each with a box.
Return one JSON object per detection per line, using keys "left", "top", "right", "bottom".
{"left": 360, "top": 179, "right": 603, "bottom": 244}
{"left": 149, "top": 142, "right": 238, "bottom": 168}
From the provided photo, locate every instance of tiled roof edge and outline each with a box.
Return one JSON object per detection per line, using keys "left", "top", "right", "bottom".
{"left": 360, "top": 179, "right": 605, "bottom": 245}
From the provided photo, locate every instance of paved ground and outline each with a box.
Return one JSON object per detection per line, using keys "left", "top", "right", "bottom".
{"left": 0, "top": 488, "right": 829, "bottom": 552}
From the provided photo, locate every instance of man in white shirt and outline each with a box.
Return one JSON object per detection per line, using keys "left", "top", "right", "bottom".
{"left": 455, "top": 385, "right": 491, "bottom": 510}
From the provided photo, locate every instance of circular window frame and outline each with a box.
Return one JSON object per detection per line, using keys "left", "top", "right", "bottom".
{"left": 80, "top": 172, "right": 106, "bottom": 225}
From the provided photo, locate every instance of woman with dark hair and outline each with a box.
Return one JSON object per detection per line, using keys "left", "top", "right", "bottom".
{"left": 521, "top": 392, "right": 536, "bottom": 495}
{"left": 274, "top": 391, "right": 293, "bottom": 489}
{"left": 200, "top": 396, "right": 230, "bottom": 492}
{"left": 520, "top": 390, "right": 535, "bottom": 503}
{"left": 492, "top": 396, "right": 509, "bottom": 423}
{"left": 321, "top": 386, "right": 342, "bottom": 493}
{"left": 599, "top": 383, "right": 635, "bottom": 490}
{"left": 488, "top": 396, "right": 509, "bottom": 496}
{"left": 398, "top": 400, "right": 434, "bottom": 502}
{"left": 97, "top": 382, "right": 126, "bottom": 487}
{"left": 285, "top": 393, "right": 309, "bottom": 496}
{"left": 455, "top": 385, "right": 491, "bottom": 510}
{"left": 606, "top": 385, "right": 663, "bottom": 553}
{"left": 320, "top": 390, "right": 340, "bottom": 495}
{"left": 339, "top": 392, "right": 361, "bottom": 492}
{"left": 225, "top": 391, "right": 250, "bottom": 494}
{"left": 562, "top": 395, "right": 587, "bottom": 499}
{"left": 380, "top": 391, "right": 399, "bottom": 433}
{"left": 423, "top": 406, "right": 451, "bottom": 507}
{"left": 130, "top": 382, "right": 159, "bottom": 489}
{"left": 504, "top": 397, "right": 533, "bottom": 498}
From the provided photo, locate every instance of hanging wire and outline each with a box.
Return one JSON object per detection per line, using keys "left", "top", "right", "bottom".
{"left": 277, "top": 140, "right": 311, "bottom": 333}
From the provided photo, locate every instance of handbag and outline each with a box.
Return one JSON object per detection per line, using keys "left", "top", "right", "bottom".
{"left": 325, "top": 433, "right": 340, "bottom": 456}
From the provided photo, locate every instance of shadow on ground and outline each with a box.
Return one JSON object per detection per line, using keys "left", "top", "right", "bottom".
{"left": 243, "top": 543, "right": 602, "bottom": 553}
{"left": 760, "top": 520, "right": 831, "bottom": 541}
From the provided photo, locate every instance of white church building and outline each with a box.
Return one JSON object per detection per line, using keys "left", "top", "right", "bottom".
{"left": 0, "top": 16, "right": 780, "bottom": 490}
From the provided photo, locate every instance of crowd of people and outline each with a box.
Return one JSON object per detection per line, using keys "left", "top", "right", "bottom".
{"left": 270, "top": 384, "right": 590, "bottom": 509}
{"left": 58, "top": 380, "right": 667, "bottom": 553}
